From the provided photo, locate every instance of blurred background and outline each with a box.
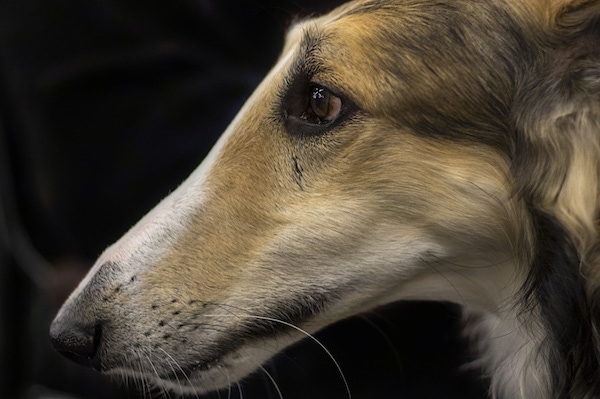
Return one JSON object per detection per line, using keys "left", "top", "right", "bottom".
{"left": 0, "top": 0, "right": 489, "bottom": 398}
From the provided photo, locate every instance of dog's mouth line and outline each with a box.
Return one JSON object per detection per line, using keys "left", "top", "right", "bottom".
{"left": 99, "top": 344, "right": 233, "bottom": 379}
{"left": 107, "top": 360, "right": 221, "bottom": 382}
{"left": 94, "top": 292, "right": 339, "bottom": 389}
{"left": 99, "top": 327, "right": 296, "bottom": 380}
{"left": 103, "top": 319, "right": 326, "bottom": 389}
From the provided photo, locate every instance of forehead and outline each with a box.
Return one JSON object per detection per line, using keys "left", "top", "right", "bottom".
{"left": 279, "top": 0, "right": 523, "bottom": 152}
{"left": 281, "top": 0, "right": 475, "bottom": 114}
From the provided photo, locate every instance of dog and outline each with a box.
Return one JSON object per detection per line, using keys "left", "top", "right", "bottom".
{"left": 49, "top": 0, "right": 600, "bottom": 397}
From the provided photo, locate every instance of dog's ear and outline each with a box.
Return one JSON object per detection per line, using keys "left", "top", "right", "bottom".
{"left": 513, "top": 1, "right": 600, "bottom": 396}
{"left": 514, "top": 0, "right": 600, "bottom": 263}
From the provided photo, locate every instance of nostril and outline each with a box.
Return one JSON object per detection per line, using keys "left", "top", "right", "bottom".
{"left": 50, "top": 320, "right": 103, "bottom": 371}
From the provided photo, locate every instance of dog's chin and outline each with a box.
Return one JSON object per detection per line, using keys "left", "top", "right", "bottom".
{"left": 106, "top": 340, "right": 293, "bottom": 396}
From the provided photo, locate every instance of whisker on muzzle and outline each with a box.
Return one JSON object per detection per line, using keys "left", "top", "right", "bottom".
{"left": 157, "top": 347, "right": 200, "bottom": 399}
{"left": 199, "top": 302, "right": 352, "bottom": 399}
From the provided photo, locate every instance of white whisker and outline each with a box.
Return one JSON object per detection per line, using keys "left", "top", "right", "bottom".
{"left": 161, "top": 350, "right": 183, "bottom": 395}
{"left": 259, "top": 365, "right": 284, "bottom": 399}
{"left": 144, "top": 352, "right": 171, "bottom": 399}
{"left": 224, "top": 366, "right": 232, "bottom": 399}
{"left": 201, "top": 303, "right": 351, "bottom": 399}
{"left": 133, "top": 348, "right": 152, "bottom": 399}
{"left": 247, "top": 315, "right": 351, "bottom": 399}
{"left": 157, "top": 347, "right": 201, "bottom": 399}
{"left": 236, "top": 379, "right": 244, "bottom": 399}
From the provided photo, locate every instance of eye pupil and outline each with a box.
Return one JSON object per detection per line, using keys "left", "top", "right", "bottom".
{"left": 288, "top": 82, "right": 344, "bottom": 128}
{"left": 311, "top": 86, "right": 330, "bottom": 119}
{"left": 299, "top": 84, "right": 343, "bottom": 125}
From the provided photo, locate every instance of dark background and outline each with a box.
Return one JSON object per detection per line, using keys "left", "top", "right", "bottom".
{"left": 0, "top": 1, "right": 489, "bottom": 398}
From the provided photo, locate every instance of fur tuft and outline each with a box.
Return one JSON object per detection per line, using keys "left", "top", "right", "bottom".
{"left": 514, "top": 1, "right": 600, "bottom": 397}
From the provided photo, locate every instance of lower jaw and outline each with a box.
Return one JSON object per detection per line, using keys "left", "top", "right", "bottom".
{"left": 108, "top": 363, "right": 242, "bottom": 395}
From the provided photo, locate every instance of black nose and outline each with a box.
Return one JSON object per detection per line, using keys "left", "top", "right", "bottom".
{"left": 49, "top": 318, "right": 103, "bottom": 370}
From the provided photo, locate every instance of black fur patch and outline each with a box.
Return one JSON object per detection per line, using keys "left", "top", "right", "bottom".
{"left": 523, "top": 208, "right": 600, "bottom": 398}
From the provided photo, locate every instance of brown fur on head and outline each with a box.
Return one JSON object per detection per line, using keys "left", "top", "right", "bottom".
{"left": 50, "top": 1, "right": 600, "bottom": 398}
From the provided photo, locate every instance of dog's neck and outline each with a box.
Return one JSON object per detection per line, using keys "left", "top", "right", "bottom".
{"left": 389, "top": 253, "right": 549, "bottom": 399}
{"left": 469, "top": 309, "right": 548, "bottom": 399}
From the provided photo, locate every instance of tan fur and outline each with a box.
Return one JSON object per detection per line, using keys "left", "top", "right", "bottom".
{"left": 50, "top": 1, "right": 600, "bottom": 398}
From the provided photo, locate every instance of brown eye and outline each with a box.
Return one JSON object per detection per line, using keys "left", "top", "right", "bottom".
{"left": 283, "top": 79, "right": 356, "bottom": 136}
{"left": 301, "top": 85, "right": 342, "bottom": 124}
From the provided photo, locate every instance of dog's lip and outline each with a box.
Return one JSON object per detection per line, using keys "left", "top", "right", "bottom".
{"left": 184, "top": 357, "right": 223, "bottom": 374}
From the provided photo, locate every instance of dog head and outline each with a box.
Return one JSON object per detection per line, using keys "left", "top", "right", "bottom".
{"left": 50, "top": 0, "right": 600, "bottom": 397}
